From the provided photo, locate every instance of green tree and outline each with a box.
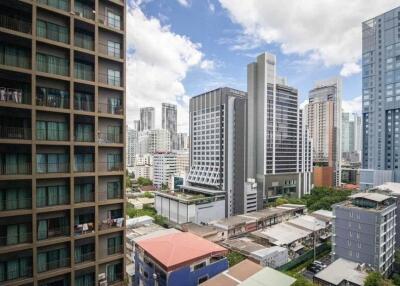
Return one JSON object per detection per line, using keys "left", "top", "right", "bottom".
{"left": 291, "top": 275, "right": 314, "bottom": 286}
{"left": 275, "top": 197, "right": 289, "bottom": 206}
{"left": 226, "top": 251, "right": 245, "bottom": 267}
{"left": 142, "top": 192, "right": 154, "bottom": 198}
{"left": 365, "top": 272, "right": 393, "bottom": 286}
{"left": 137, "top": 177, "right": 153, "bottom": 186}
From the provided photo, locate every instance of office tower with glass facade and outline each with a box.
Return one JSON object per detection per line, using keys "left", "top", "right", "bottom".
{"left": 306, "top": 77, "right": 342, "bottom": 187}
{"left": 0, "top": 0, "right": 126, "bottom": 285}
{"left": 247, "top": 52, "right": 309, "bottom": 202}
{"left": 362, "top": 6, "right": 400, "bottom": 188}
{"left": 139, "top": 107, "right": 154, "bottom": 131}
{"left": 342, "top": 112, "right": 362, "bottom": 163}
{"left": 127, "top": 127, "right": 138, "bottom": 167}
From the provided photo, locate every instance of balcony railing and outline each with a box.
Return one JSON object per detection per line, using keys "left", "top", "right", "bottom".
{"left": 0, "top": 265, "right": 32, "bottom": 282}
{"left": 75, "top": 66, "right": 94, "bottom": 81}
{"left": 98, "top": 217, "right": 124, "bottom": 231}
{"left": 75, "top": 130, "right": 94, "bottom": 142}
{"left": 0, "top": 195, "right": 31, "bottom": 211}
{"left": 37, "top": 226, "right": 69, "bottom": 241}
{"left": 0, "top": 87, "right": 28, "bottom": 104}
{"left": 107, "top": 244, "right": 123, "bottom": 255}
{"left": 37, "top": 20, "right": 69, "bottom": 44}
{"left": 98, "top": 132, "right": 122, "bottom": 144}
{"left": 0, "top": 45, "right": 31, "bottom": 69}
{"left": 75, "top": 250, "right": 95, "bottom": 263}
{"left": 0, "top": 232, "right": 32, "bottom": 246}
{"left": 99, "top": 190, "right": 122, "bottom": 201}
{"left": 36, "top": 162, "right": 69, "bottom": 174}
{"left": 74, "top": 184, "right": 94, "bottom": 203}
{"left": 98, "top": 14, "right": 122, "bottom": 30}
{"left": 108, "top": 272, "right": 124, "bottom": 285}
{"left": 37, "top": 257, "right": 70, "bottom": 273}
{"left": 36, "top": 88, "right": 69, "bottom": 109}
{"left": 0, "top": 14, "right": 31, "bottom": 34}
{"left": 38, "top": 0, "right": 69, "bottom": 11}
{"left": 74, "top": 222, "right": 94, "bottom": 236}
{"left": 74, "top": 161, "right": 94, "bottom": 173}
{"left": 36, "top": 128, "right": 68, "bottom": 141}
{"left": 37, "top": 54, "right": 69, "bottom": 76}
{"left": 0, "top": 162, "right": 31, "bottom": 175}
{"left": 75, "top": 34, "right": 94, "bottom": 51}
{"left": 0, "top": 126, "right": 31, "bottom": 140}
{"left": 98, "top": 103, "right": 123, "bottom": 115}
{"left": 74, "top": 2, "right": 95, "bottom": 20}
{"left": 99, "top": 42, "right": 122, "bottom": 59}
{"left": 74, "top": 98, "right": 94, "bottom": 112}
{"left": 98, "top": 162, "right": 123, "bottom": 172}
{"left": 99, "top": 73, "right": 121, "bottom": 87}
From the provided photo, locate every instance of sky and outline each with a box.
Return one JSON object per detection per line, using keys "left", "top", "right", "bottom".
{"left": 126, "top": 0, "right": 400, "bottom": 133}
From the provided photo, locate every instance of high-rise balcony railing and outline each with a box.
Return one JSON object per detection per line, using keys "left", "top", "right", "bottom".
{"left": 0, "top": 232, "right": 32, "bottom": 247}
{"left": 37, "top": 54, "right": 69, "bottom": 76}
{"left": 98, "top": 103, "right": 123, "bottom": 115}
{"left": 74, "top": 93, "right": 94, "bottom": 112}
{"left": 0, "top": 264, "right": 32, "bottom": 282}
{"left": 75, "top": 33, "right": 94, "bottom": 51}
{"left": 0, "top": 14, "right": 31, "bottom": 34}
{"left": 36, "top": 163, "right": 69, "bottom": 174}
{"left": 0, "top": 190, "right": 31, "bottom": 211}
{"left": 98, "top": 13, "right": 122, "bottom": 30}
{"left": 98, "top": 162, "right": 123, "bottom": 172}
{"left": 74, "top": 1, "right": 95, "bottom": 20}
{"left": 98, "top": 132, "right": 122, "bottom": 144}
{"left": 98, "top": 42, "right": 122, "bottom": 59}
{"left": 74, "top": 222, "right": 94, "bottom": 236}
{"left": 37, "top": 20, "right": 69, "bottom": 44}
{"left": 0, "top": 126, "right": 31, "bottom": 140}
{"left": 99, "top": 73, "right": 121, "bottom": 87}
{"left": 0, "top": 87, "right": 29, "bottom": 105}
{"left": 38, "top": 0, "right": 69, "bottom": 11}
{"left": 0, "top": 161, "right": 31, "bottom": 176}
{"left": 75, "top": 65, "right": 94, "bottom": 81}
{"left": 98, "top": 217, "right": 124, "bottom": 231}
{"left": 37, "top": 225, "right": 69, "bottom": 241}
{"left": 36, "top": 87, "right": 69, "bottom": 109}
{"left": 37, "top": 257, "right": 70, "bottom": 273}
{"left": 75, "top": 250, "right": 95, "bottom": 264}
{"left": 0, "top": 45, "right": 31, "bottom": 69}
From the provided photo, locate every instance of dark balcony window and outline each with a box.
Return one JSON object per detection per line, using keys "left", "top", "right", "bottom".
{"left": 0, "top": 153, "right": 31, "bottom": 175}
{"left": 74, "top": 1, "right": 95, "bottom": 20}
{"left": 37, "top": 217, "right": 69, "bottom": 240}
{"left": 75, "top": 124, "right": 94, "bottom": 142}
{"left": 37, "top": 53, "right": 69, "bottom": 76}
{"left": 0, "top": 86, "right": 29, "bottom": 105}
{"left": 74, "top": 183, "right": 94, "bottom": 203}
{"left": 75, "top": 30, "right": 94, "bottom": 51}
{"left": 36, "top": 153, "right": 69, "bottom": 173}
{"left": 106, "top": 262, "right": 123, "bottom": 284}
{"left": 75, "top": 243, "right": 95, "bottom": 263}
{"left": 106, "top": 181, "right": 121, "bottom": 200}
{"left": 0, "top": 257, "right": 32, "bottom": 282}
{"left": 98, "top": 126, "right": 121, "bottom": 144}
{"left": 37, "top": 247, "right": 69, "bottom": 273}
{"left": 0, "top": 117, "right": 30, "bottom": 140}
{"left": 107, "top": 236, "right": 122, "bottom": 255}
{"left": 74, "top": 92, "right": 94, "bottom": 112}
{"left": 36, "top": 184, "right": 69, "bottom": 207}
{"left": 75, "top": 273, "right": 94, "bottom": 286}
{"left": 38, "top": 0, "right": 69, "bottom": 11}
{"left": 36, "top": 121, "right": 68, "bottom": 141}
{"left": 0, "top": 188, "right": 31, "bottom": 211}
{"left": 36, "top": 87, "right": 69, "bottom": 109}
{"left": 74, "top": 153, "right": 94, "bottom": 172}
{"left": 0, "top": 44, "right": 30, "bottom": 69}
{"left": 0, "top": 224, "right": 31, "bottom": 246}
{"left": 0, "top": 13, "right": 31, "bottom": 34}
{"left": 37, "top": 20, "right": 69, "bottom": 44}
{"left": 75, "top": 61, "right": 94, "bottom": 81}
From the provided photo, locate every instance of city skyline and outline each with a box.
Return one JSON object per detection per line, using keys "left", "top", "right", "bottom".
{"left": 126, "top": 0, "right": 400, "bottom": 133}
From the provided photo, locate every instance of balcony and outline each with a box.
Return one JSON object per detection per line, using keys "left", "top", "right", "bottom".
{"left": 0, "top": 257, "right": 32, "bottom": 283}
{"left": 0, "top": 44, "right": 31, "bottom": 69}
{"left": 99, "top": 72, "right": 121, "bottom": 87}
{"left": 98, "top": 161, "right": 123, "bottom": 172}
{"left": 36, "top": 185, "right": 69, "bottom": 208}
{"left": 36, "top": 154, "right": 69, "bottom": 174}
{"left": 75, "top": 31, "right": 94, "bottom": 51}
{"left": 74, "top": 1, "right": 95, "bottom": 20}
{"left": 36, "top": 122, "right": 68, "bottom": 142}
{"left": 0, "top": 87, "right": 29, "bottom": 105}
{"left": 75, "top": 62, "right": 94, "bottom": 82}
{"left": 98, "top": 130, "right": 122, "bottom": 144}
{"left": 74, "top": 154, "right": 94, "bottom": 173}
{"left": 37, "top": 249, "right": 70, "bottom": 273}
{"left": 0, "top": 225, "right": 31, "bottom": 246}
{"left": 0, "top": 126, "right": 31, "bottom": 140}
{"left": 75, "top": 124, "right": 94, "bottom": 142}
{"left": 98, "top": 102, "right": 123, "bottom": 115}
{"left": 74, "top": 183, "right": 94, "bottom": 203}
{"left": 37, "top": 20, "right": 69, "bottom": 44}
{"left": 0, "top": 188, "right": 31, "bottom": 211}
{"left": 99, "top": 215, "right": 123, "bottom": 231}
{"left": 99, "top": 181, "right": 122, "bottom": 201}
{"left": 37, "top": 53, "right": 69, "bottom": 77}
{"left": 107, "top": 236, "right": 123, "bottom": 255}
{"left": 36, "top": 87, "right": 69, "bottom": 109}
{"left": 98, "top": 13, "right": 122, "bottom": 31}
{"left": 74, "top": 211, "right": 95, "bottom": 236}
{"left": 0, "top": 14, "right": 31, "bottom": 34}
{"left": 37, "top": 218, "right": 69, "bottom": 240}
{"left": 74, "top": 92, "right": 94, "bottom": 112}
{"left": 38, "top": 0, "right": 69, "bottom": 11}
{"left": 104, "top": 262, "right": 123, "bottom": 285}
{"left": 75, "top": 244, "right": 95, "bottom": 264}
{"left": 99, "top": 42, "right": 122, "bottom": 59}
{"left": 0, "top": 154, "right": 31, "bottom": 176}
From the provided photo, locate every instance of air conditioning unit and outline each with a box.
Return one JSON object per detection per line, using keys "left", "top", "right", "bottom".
{"left": 98, "top": 273, "right": 106, "bottom": 280}
{"left": 100, "top": 281, "right": 108, "bottom": 286}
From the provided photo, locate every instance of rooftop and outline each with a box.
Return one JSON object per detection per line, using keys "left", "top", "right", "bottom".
{"left": 222, "top": 238, "right": 266, "bottom": 254}
{"left": 252, "top": 223, "right": 311, "bottom": 246}
{"left": 137, "top": 232, "right": 228, "bottom": 271}
{"left": 287, "top": 215, "right": 326, "bottom": 232}
{"left": 210, "top": 215, "right": 256, "bottom": 229}
{"left": 240, "top": 207, "right": 288, "bottom": 220}
{"left": 373, "top": 182, "right": 400, "bottom": 195}
{"left": 201, "top": 259, "right": 295, "bottom": 286}
{"left": 314, "top": 258, "right": 368, "bottom": 286}
{"left": 311, "top": 210, "right": 334, "bottom": 222}
{"left": 349, "top": 192, "right": 391, "bottom": 202}
{"left": 181, "top": 222, "right": 219, "bottom": 239}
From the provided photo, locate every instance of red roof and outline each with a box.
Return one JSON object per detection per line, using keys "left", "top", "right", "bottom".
{"left": 137, "top": 232, "right": 228, "bottom": 271}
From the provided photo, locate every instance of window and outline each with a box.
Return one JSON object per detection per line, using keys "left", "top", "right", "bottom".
{"left": 107, "top": 69, "right": 121, "bottom": 86}
{"left": 106, "top": 10, "right": 121, "bottom": 29}
{"left": 107, "top": 41, "right": 120, "bottom": 58}
{"left": 193, "top": 261, "right": 206, "bottom": 271}
{"left": 107, "top": 236, "right": 122, "bottom": 255}
{"left": 198, "top": 276, "right": 208, "bottom": 284}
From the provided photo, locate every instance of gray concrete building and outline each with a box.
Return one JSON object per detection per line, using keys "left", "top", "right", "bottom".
{"left": 186, "top": 87, "right": 248, "bottom": 217}
{"left": 333, "top": 193, "right": 396, "bottom": 275}
{"left": 342, "top": 112, "right": 362, "bottom": 163}
{"left": 362, "top": 6, "right": 400, "bottom": 187}
{"left": 247, "top": 52, "right": 310, "bottom": 203}
{"left": 139, "top": 107, "right": 154, "bottom": 131}
{"left": 127, "top": 127, "right": 138, "bottom": 167}
{"left": 0, "top": 0, "right": 126, "bottom": 285}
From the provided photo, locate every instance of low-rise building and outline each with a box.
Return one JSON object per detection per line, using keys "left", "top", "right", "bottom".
{"left": 181, "top": 222, "right": 221, "bottom": 242}
{"left": 201, "top": 259, "right": 296, "bottom": 286}
{"left": 134, "top": 232, "right": 229, "bottom": 286}
{"left": 314, "top": 258, "right": 368, "bottom": 286}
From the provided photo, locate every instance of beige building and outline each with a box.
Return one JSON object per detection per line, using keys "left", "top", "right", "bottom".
{"left": 0, "top": 0, "right": 126, "bottom": 285}
{"left": 305, "top": 77, "right": 342, "bottom": 187}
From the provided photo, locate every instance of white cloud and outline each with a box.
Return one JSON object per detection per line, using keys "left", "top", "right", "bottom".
{"left": 299, "top": 99, "right": 309, "bottom": 110}
{"left": 343, "top": 96, "right": 362, "bottom": 114}
{"left": 177, "top": 0, "right": 190, "bottom": 7}
{"left": 340, "top": 62, "right": 362, "bottom": 77}
{"left": 208, "top": 0, "right": 215, "bottom": 13}
{"left": 200, "top": 59, "right": 215, "bottom": 71}
{"left": 126, "top": 5, "right": 209, "bottom": 132}
{"left": 218, "top": 0, "right": 399, "bottom": 73}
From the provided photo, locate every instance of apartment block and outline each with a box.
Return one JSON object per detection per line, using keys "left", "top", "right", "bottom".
{"left": 127, "top": 127, "right": 138, "bottom": 167}
{"left": 161, "top": 103, "right": 177, "bottom": 149}
{"left": 139, "top": 107, "right": 154, "bottom": 131}
{"left": 0, "top": 0, "right": 126, "bottom": 285}
{"left": 333, "top": 193, "right": 396, "bottom": 275}
{"left": 153, "top": 152, "right": 176, "bottom": 189}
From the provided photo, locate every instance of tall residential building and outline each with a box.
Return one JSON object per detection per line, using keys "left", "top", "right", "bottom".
{"left": 162, "top": 103, "right": 177, "bottom": 150}
{"left": 306, "top": 77, "right": 342, "bottom": 187}
{"left": 342, "top": 112, "right": 362, "bottom": 163}
{"left": 133, "top": 119, "right": 141, "bottom": 131}
{"left": 299, "top": 109, "right": 313, "bottom": 196}
{"left": 362, "top": 7, "right": 400, "bottom": 188}
{"left": 333, "top": 193, "right": 396, "bottom": 275}
{"left": 247, "top": 52, "right": 309, "bottom": 203}
{"left": 137, "top": 129, "right": 170, "bottom": 155}
{"left": 153, "top": 152, "right": 176, "bottom": 188}
{"left": 186, "top": 87, "right": 248, "bottom": 217}
{"left": 0, "top": 0, "right": 126, "bottom": 285}
{"left": 127, "top": 127, "right": 138, "bottom": 166}
{"left": 139, "top": 107, "right": 155, "bottom": 131}
{"left": 174, "top": 149, "right": 189, "bottom": 176}
{"left": 176, "top": 132, "right": 189, "bottom": 150}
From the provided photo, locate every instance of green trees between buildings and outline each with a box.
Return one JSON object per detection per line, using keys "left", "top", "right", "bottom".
{"left": 126, "top": 204, "right": 167, "bottom": 227}
{"left": 364, "top": 272, "right": 393, "bottom": 286}
{"left": 274, "top": 187, "right": 352, "bottom": 211}
{"left": 226, "top": 251, "right": 246, "bottom": 267}
{"left": 137, "top": 177, "right": 153, "bottom": 186}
